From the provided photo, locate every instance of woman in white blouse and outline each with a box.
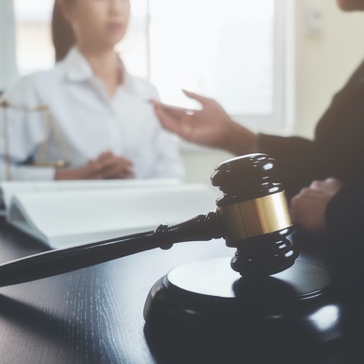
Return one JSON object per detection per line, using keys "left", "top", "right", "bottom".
{"left": 1, "top": 0, "right": 184, "bottom": 181}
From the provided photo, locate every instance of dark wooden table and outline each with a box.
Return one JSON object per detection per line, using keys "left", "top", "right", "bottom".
{"left": 0, "top": 218, "right": 363, "bottom": 364}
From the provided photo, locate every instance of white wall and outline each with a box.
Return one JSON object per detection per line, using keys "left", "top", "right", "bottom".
{"left": 182, "top": 0, "right": 364, "bottom": 184}
{"left": 182, "top": 146, "right": 231, "bottom": 185}
{"left": 294, "top": 0, "right": 364, "bottom": 138}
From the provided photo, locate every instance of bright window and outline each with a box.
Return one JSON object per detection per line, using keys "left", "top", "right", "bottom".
{"left": 149, "top": 0, "right": 275, "bottom": 116}
{"left": 14, "top": 0, "right": 55, "bottom": 75}
{"left": 11, "top": 0, "right": 292, "bottom": 132}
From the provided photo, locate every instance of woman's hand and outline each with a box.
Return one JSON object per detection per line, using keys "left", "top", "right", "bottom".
{"left": 95, "top": 151, "right": 134, "bottom": 179}
{"left": 152, "top": 90, "right": 257, "bottom": 155}
{"left": 54, "top": 151, "right": 134, "bottom": 180}
{"left": 290, "top": 178, "right": 344, "bottom": 233}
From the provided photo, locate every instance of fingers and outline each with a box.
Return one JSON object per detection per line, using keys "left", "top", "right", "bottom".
{"left": 309, "top": 180, "right": 326, "bottom": 190}
{"left": 290, "top": 191, "right": 328, "bottom": 233}
{"left": 55, "top": 153, "right": 134, "bottom": 180}
{"left": 309, "top": 178, "right": 343, "bottom": 196}
{"left": 152, "top": 100, "right": 193, "bottom": 140}
{"left": 289, "top": 178, "right": 344, "bottom": 233}
{"left": 97, "top": 151, "right": 118, "bottom": 162}
{"left": 310, "top": 178, "right": 342, "bottom": 189}
{"left": 103, "top": 164, "right": 134, "bottom": 179}
{"left": 182, "top": 89, "right": 212, "bottom": 105}
{"left": 323, "top": 178, "right": 344, "bottom": 191}
{"left": 290, "top": 187, "right": 326, "bottom": 219}
{"left": 55, "top": 162, "right": 103, "bottom": 180}
{"left": 152, "top": 101, "right": 181, "bottom": 132}
{"left": 103, "top": 161, "right": 134, "bottom": 179}
{"left": 151, "top": 100, "right": 178, "bottom": 114}
{"left": 95, "top": 152, "right": 134, "bottom": 179}
{"left": 293, "top": 187, "right": 323, "bottom": 199}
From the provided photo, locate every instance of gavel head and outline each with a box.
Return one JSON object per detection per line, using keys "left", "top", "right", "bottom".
{"left": 211, "top": 153, "right": 299, "bottom": 277}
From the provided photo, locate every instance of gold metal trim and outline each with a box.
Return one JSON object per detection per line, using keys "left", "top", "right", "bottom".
{"left": 217, "top": 191, "right": 292, "bottom": 240}
{"left": 1, "top": 98, "right": 69, "bottom": 179}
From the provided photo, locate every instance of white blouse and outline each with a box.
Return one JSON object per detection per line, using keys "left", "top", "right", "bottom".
{"left": 0, "top": 47, "right": 184, "bottom": 181}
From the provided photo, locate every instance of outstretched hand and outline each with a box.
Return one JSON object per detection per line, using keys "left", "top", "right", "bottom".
{"left": 290, "top": 178, "right": 343, "bottom": 233}
{"left": 152, "top": 90, "right": 257, "bottom": 155}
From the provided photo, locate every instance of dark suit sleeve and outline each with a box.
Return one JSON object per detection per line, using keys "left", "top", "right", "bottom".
{"left": 255, "top": 59, "right": 364, "bottom": 199}
{"left": 257, "top": 134, "right": 315, "bottom": 198}
{"left": 325, "top": 179, "right": 364, "bottom": 238}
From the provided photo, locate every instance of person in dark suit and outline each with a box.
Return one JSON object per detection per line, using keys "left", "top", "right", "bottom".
{"left": 153, "top": 0, "right": 364, "bottom": 200}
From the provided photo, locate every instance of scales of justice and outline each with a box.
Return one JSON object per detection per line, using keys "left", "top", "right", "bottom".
{"left": 0, "top": 153, "right": 359, "bottom": 354}
{"left": 0, "top": 97, "right": 69, "bottom": 180}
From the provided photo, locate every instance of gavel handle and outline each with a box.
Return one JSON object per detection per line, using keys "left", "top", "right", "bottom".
{"left": 0, "top": 212, "right": 222, "bottom": 287}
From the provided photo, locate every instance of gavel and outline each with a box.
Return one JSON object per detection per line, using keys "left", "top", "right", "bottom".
{"left": 0, "top": 153, "right": 297, "bottom": 286}
{"left": 0, "top": 154, "right": 359, "bottom": 351}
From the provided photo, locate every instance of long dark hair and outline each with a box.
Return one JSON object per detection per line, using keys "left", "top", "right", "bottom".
{"left": 51, "top": 1, "right": 75, "bottom": 62}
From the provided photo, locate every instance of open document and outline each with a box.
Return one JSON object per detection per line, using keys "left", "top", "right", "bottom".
{"left": 5, "top": 182, "right": 218, "bottom": 249}
{"left": 0, "top": 179, "right": 181, "bottom": 215}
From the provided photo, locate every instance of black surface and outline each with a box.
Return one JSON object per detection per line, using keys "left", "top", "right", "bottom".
{"left": 0, "top": 218, "right": 363, "bottom": 363}
{"left": 144, "top": 259, "right": 361, "bottom": 363}
{"left": 0, "top": 213, "right": 223, "bottom": 288}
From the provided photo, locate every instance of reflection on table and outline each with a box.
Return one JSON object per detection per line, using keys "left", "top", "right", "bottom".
{"left": 0, "top": 219, "right": 362, "bottom": 364}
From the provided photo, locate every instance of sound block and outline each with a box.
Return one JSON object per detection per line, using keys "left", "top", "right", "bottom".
{"left": 144, "top": 258, "right": 360, "bottom": 355}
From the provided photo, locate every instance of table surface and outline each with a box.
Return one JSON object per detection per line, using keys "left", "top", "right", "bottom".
{"left": 0, "top": 218, "right": 363, "bottom": 364}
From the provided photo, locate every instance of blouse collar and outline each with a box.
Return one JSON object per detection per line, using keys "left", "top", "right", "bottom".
{"left": 62, "top": 47, "right": 94, "bottom": 82}
{"left": 61, "top": 47, "right": 127, "bottom": 87}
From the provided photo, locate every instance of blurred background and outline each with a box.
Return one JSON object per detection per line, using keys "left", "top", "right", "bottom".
{"left": 0, "top": 0, "right": 363, "bottom": 184}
